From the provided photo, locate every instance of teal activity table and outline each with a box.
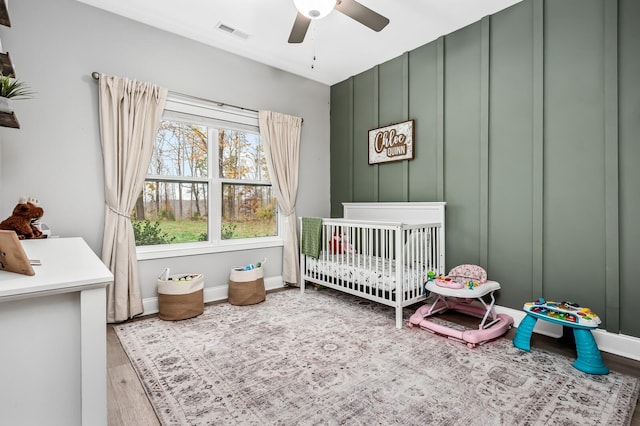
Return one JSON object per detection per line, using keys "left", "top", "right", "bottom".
{"left": 513, "top": 299, "right": 609, "bottom": 375}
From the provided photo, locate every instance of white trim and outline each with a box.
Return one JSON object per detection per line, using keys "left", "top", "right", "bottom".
{"left": 343, "top": 201, "right": 446, "bottom": 225}
{"left": 496, "top": 305, "right": 640, "bottom": 361}
{"left": 164, "top": 93, "right": 259, "bottom": 129}
{"left": 591, "top": 329, "right": 640, "bottom": 362}
{"left": 136, "top": 238, "right": 284, "bottom": 260}
{"left": 142, "top": 275, "right": 285, "bottom": 314}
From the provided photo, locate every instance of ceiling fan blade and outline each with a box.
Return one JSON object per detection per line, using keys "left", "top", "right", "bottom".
{"left": 335, "top": 0, "right": 389, "bottom": 32}
{"left": 288, "top": 12, "right": 311, "bottom": 43}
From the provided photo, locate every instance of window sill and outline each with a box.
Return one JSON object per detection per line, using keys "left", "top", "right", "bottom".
{"left": 136, "top": 238, "right": 284, "bottom": 260}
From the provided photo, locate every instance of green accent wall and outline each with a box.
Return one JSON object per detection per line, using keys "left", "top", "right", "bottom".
{"left": 408, "top": 44, "right": 439, "bottom": 202}
{"left": 378, "top": 57, "right": 406, "bottom": 202}
{"left": 329, "top": 0, "right": 640, "bottom": 337}
{"left": 330, "top": 79, "right": 352, "bottom": 216}
{"left": 619, "top": 0, "right": 640, "bottom": 337}
{"left": 352, "top": 70, "right": 376, "bottom": 203}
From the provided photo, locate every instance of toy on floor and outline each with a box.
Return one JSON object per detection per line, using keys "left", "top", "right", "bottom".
{"left": 521, "top": 298, "right": 601, "bottom": 327}
{"left": 422, "top": 270, "right": 437, "bottom": 295}
{"left": 513, "top": 298, "right": 609, "bottom": 375}
{"left": 408, "top": 265, "right": 513, "bottom": 348}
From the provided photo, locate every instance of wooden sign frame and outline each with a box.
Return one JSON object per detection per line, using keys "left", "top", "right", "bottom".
{"left": 368, "top": 119, "right": 414, "bottom": 165}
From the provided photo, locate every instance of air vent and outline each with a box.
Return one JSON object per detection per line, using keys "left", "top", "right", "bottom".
{"left": 215, "top": 22, "right": 249, "bottom": 40}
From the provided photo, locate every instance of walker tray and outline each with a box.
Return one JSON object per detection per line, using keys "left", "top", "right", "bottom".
{"left": 523, "top": 298, "right": 601, "bottom": 329}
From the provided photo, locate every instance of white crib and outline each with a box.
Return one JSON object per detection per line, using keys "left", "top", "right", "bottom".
{"left": 300, "top": 202, "right": 446, "bottom": 328}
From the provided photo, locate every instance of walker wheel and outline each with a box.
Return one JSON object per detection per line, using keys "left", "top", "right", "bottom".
{"left": 467, "top": 343, "right": 476, "bottom": 349}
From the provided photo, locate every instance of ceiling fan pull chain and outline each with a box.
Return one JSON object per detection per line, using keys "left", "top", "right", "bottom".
{"left": 311, "top": 25, "right": 317, "bottom": 69}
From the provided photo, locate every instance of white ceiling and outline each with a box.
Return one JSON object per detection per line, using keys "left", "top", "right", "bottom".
{"left": 77, "top": 0, "right": 522, "bottom": 86}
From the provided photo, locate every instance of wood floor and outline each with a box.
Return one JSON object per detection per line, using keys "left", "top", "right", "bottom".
{"left": 107, "top": 309, "right": 640, "bottom": 426}
{"left": 108, "top": 323, "right": 160, "bottom": 426}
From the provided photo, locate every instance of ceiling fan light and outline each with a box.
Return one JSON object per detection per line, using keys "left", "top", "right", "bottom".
{"left": 293, "top": 0, "right": 336, "bottom": 20}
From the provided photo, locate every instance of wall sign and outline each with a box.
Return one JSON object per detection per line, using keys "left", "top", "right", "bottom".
{"left": 368, "top": 120, "right": 414, "bottom": 164}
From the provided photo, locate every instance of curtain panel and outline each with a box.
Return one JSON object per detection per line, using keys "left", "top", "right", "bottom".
{"left": 258, "top": 111, "right": 302, "bottom": 285}
{"left": 98, "top": 74, "right": 168, "bottom": 323}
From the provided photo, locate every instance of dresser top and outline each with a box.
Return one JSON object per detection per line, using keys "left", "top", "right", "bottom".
{"left": 0, "top": 237, "right": 113, "bottom": 301}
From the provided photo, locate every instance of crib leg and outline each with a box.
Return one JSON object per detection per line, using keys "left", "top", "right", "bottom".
{"left": 396, "top": 307, "right": 403, "bottom": 329}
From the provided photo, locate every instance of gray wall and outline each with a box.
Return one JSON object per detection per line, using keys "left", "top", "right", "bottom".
{"left": 330, "top": 0, "right": 640, "bottom": 337}
{"left": 0, "top": 0, "right": 330, "bottom": 300}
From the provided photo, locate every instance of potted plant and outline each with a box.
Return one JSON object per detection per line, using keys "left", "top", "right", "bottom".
{"left": 0, "top": 73, "right": 34, "bottom": 113}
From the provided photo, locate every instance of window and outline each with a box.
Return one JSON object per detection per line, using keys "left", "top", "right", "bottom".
{"left": 132, "top": 94, "right": 278, "bottom": 252}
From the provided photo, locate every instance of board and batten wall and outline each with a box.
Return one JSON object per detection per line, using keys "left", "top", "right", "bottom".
{"left": 330, "top": 0, "right": 640, "bottom": 338}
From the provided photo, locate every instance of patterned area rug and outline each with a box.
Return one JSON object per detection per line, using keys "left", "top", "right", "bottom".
{"left": 114, "top": 288, "right": 640, "bottom": 425}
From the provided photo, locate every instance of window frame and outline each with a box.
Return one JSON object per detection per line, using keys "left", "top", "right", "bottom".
{"left": 136, "top": 93, "right": 283, "bottom": 260}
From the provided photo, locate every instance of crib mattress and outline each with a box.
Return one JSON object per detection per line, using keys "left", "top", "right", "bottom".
{"left": 304, "top": 253, "right": 427, "bottom": 292}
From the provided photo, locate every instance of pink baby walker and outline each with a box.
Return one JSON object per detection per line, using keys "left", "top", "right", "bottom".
{"left": 407, "top": 265, "right": 513, "bottom": 348}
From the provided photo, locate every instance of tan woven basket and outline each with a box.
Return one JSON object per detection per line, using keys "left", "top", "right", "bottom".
{"left": 157, "top": 274, "right": 204, "bottom": 320}
{"left": 228, "top": 267, "right": 265, "bottom": 306}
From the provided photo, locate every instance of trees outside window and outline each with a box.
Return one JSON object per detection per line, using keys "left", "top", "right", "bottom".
{"left": 132, "top": 96, "right": 276, "bottom": 246}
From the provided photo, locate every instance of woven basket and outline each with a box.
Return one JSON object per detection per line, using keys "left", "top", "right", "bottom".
{"left": 228, "top": 267, "right": 265, "bottom": 306}
{"left": 157, "top": 274, "right": 204, "bottom": 320}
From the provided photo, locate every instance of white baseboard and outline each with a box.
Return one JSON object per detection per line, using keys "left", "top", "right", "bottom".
{"left": 142, "top": 275, "right": 285, "bottom": 316}
{"left": 496, "top": 305, "right": 640, "bottom": 362}
{"left": 144, "top": 284, "right": 639, "bottom": 362}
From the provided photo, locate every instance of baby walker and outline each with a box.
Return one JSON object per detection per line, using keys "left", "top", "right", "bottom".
{"left": 407, "top": 265, "right": 513, "bottom": 348}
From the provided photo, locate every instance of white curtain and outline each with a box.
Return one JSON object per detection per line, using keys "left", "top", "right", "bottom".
{"left": 259, "top": 111, "right": 302, "bottom": 285}
{"left": 98, "top": 74, "right": 168, "bottom": 323}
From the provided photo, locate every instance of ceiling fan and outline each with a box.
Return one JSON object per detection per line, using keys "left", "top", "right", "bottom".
{"left": 288, "top": 0, "right": 390, "bottom": 43}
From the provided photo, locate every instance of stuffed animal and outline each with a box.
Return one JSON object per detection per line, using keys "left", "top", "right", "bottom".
{"left": 0, "top": 197, "right": 44, "bottom": 240}
{"left": 329, "top": 232, "right": 353, "bottom": 254}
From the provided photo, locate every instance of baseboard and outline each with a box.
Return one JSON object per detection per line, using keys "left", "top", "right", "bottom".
{"left": 142, "top": 275, "right": 285, "bottom": 316}
{"left": 496, "top": 305, "right": 640, "bottom": 362}
{"left": 143, "top": 285, "right": 639, "bottom": 362}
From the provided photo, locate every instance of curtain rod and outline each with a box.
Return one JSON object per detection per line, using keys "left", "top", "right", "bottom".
{"left": 91, "top": 71, "right": 304, "bottom": 123}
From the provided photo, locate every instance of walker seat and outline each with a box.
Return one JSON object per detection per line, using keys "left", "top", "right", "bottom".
{"left": 408, "top": 266, "right": 513, "bottom": 348}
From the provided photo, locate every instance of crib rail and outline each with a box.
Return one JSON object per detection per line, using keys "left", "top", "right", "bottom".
{"left": 299, "top": 218, "right": 445, "bottom": 328}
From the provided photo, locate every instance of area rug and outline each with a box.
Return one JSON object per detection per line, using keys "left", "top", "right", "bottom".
{"left": 114, "top": 288, "right": 640, "bottom": 425}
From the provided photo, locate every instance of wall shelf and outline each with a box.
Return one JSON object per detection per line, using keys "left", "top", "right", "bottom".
{"left": 0, "top": 0, "right": 19, "bottom": 129}
{"left": 0, "top": 0, "right": 10, "bottom": 27}
{"left": 0, "top": 51, "right": 14, "bottom": 75}
{"left": 0, "top": 111, "right": 19, "bottom": 128}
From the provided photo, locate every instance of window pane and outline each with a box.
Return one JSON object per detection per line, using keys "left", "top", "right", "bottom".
{"left": 150, "top": 120, "right": 208, "bottom": 178}
{"left": 218, "top": 129, "right": 268, "bottom": 181}
{"left": 137, "top": 96, "right": 279, "bottom": 249}
{"left": 221, "top": 183, "right": 276, "bottom": 240}
{"left": 132, "top": 180, "right": 208, "bottom": 245}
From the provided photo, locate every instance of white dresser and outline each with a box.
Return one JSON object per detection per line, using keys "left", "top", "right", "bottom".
{"left": 0, "top": 237, "right": 113, "bottom": 426}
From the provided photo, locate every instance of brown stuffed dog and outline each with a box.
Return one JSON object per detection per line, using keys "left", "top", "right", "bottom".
{"left": 0, "top": 197, "right": 44, "bottom": 240}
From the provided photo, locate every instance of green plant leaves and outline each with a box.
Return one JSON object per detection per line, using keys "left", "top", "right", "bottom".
{"left": 0, "top": 73, "right": 34, "bottom": 99}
